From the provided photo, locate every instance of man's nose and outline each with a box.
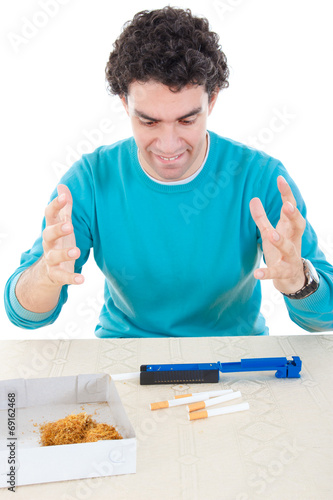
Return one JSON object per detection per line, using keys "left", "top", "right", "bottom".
{"left": 156, "top": 125, "right": 181, "bottom": 154}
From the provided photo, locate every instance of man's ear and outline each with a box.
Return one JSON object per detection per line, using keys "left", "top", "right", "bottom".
{"left": 208, "top": 89, "right": 220, "bottom": 115}
{"left": 120, "top": 95, "right": 129, "bottom": 116}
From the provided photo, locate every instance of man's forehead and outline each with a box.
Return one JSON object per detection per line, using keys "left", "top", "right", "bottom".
{"left": 126, "top": 80, "right": 208, "bottom": 119}
{"left": 127, "top": 80, "right": 208, "bottom": 100}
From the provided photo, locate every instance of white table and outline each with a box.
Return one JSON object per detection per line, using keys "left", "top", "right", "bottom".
{"left": 0, "top": 334, "right": 332, "bottom": 499}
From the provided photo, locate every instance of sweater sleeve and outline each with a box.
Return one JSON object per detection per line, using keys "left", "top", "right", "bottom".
{"left": 258, "top": 159, "right": 333, "bottom": 332}
{"left": 4, "top": 158, "right": 95, "bottom": 329}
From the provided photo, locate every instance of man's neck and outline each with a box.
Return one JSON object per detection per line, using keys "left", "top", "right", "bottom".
{"left": 138, "top": 132, "right": 209, "bottom": 185}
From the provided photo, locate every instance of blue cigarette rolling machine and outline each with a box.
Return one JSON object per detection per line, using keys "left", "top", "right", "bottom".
{"left": 140, "top": 356, "right": 302, "bottom": 385}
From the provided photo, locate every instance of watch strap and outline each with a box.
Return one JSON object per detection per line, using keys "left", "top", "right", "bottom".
{"left": 282, "top": 259, "right": 319, "bottom": 300}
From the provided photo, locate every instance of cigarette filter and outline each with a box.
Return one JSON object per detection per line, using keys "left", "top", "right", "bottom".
{"left": 188, "top": 402, "right": 250, "bottom": 421}
{"left": 187, "top": 390, "right": 242, "bottom": 412}
{"left": 174, "top": 389, "right": 232, "bottom": 399}
{"left": 150, "top": 390, "right": 232, "bottom": 411}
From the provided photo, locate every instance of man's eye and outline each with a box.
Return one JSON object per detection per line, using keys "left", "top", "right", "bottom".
{"left": 141, "top": 120, "right": 156, "bottom": 127}
{"left": 180, "top": 118, "right": 196, "bottom": 125}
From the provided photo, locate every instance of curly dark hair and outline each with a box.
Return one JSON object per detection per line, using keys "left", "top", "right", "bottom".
{"left": 105, "top": 7, "right": 229, "bottom": 101}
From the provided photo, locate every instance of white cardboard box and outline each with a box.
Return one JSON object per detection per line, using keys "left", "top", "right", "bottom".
{"left": 0, "top": 373, "right": 136, "bottom": 488}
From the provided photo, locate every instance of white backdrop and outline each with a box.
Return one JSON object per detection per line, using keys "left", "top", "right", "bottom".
{"left": 1, "top": 0, "right": 332, "bottom": 339}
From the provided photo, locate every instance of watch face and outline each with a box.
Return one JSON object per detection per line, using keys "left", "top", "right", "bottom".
{"left": 304, "top": 259, "right": 319, "bottom": 283}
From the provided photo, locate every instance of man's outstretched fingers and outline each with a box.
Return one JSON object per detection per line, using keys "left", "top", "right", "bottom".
{"left": 44, "top": 247, "right": 80, "bottom": 267}
{"left": 249, "top": 197, "right": 273, "bottom": 235}
{"left": 43, "top": 221, "right": 73, "bottom": 244}
{"left": 45, "top": 192, "right": 68, "bottom": 226}
{"left": 280, "top": 201, "right": 306, "bottom": 242}
{"left": 277, "top": 176, "right": 297, "bottom": 207}
{"left": 254, "top": 264, "right": 298, "bottom": 282}
{"left": 57, "top": 184, "right": 73, "bottom": 223}
{"left": 48, "top": 268, "right": 84, "bottom": 286}
{"left": 267, "top": 230, "right": 297, "bottom": 258}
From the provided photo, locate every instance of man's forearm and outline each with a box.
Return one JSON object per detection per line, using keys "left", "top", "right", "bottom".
{"left": 15, "top": 256, "right": 62, "bottom": 313}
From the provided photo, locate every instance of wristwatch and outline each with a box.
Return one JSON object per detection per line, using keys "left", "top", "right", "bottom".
{"left": 282, "top": 259, "right": 319, "bottom": 299}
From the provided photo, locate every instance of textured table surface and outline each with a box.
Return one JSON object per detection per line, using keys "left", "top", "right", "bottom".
{"left": 0, "top": 335, "right": 332, "bottom": 500}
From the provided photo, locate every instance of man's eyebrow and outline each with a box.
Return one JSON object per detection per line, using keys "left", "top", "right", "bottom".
{"left": 178, "top": 107, "right": 202, "bottom": 120}
{"left": 134, "top": 107, "right": 202, "bottom": 122}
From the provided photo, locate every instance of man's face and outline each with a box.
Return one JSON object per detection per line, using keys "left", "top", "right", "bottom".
{"left": 121, "top": 81, "right": 218, "bottom": 182}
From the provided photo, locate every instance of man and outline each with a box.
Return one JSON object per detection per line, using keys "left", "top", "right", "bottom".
{"left": 4, "top": 7, "right": 333, "bottom": 337}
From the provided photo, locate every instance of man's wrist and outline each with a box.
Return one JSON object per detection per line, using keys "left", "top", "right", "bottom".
{"left": 15, "top": 257, "right": 62, "bottom": 313}
{"left": 37, "top": 255, "right": 63, "bottom": 290}
{"left": 273, "top": 259, "right": 305, "bottom": 296}
{"left": 10, "top": 272, "right": 58, "bottom": 321}
{"left": 281, "top": 259, "right": 320, "bottom": 300}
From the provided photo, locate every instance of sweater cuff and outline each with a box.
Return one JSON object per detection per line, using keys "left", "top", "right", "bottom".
{"left": 9, "top": 272, "right": 58, "bottom": 322}
{"left": 283, "top": 275, "right": 328, "bottom": 313}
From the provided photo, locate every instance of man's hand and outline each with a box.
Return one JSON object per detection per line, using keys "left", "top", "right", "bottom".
{"left": 42, "top": 184, "right": 84, "bottom": 287}
{"left": 249, "top": 175, "right": 306, "bottom": 295}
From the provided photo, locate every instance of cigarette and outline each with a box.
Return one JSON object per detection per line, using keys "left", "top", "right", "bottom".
{"left": 174, "top": 389, "right": 233, "bottom": 399}
{"left": 111, "top": 372, "right": 140, "bottom": 381}
{"left": 187, "top": 391, "right": 242, "bottom": 412}
{"left": 188, "top": 402, "right": 250, "bottom": 421}
{"left": 150, "top": 391, "right": 233, "bottom": 410}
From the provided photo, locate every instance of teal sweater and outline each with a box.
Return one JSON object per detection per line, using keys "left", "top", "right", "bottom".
{"left": 5, "top": 131, "right": 333, "bottom": 336}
